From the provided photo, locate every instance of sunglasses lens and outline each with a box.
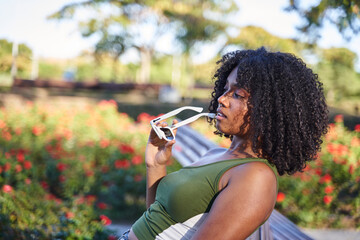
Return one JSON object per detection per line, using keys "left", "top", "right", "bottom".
{"left": 160, "top": 127, "right": 174, "bottom": 140}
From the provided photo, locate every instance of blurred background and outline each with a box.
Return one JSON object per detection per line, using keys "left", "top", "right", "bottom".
{"left": 1, "top": 0, "right": 360, "bottom": 123}
{"left": 0, "top": 0, "right": 359, "bottom": 239}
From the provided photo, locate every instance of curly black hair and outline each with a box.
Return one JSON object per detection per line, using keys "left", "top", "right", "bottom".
{"left": 208, "top": 47, "right": 329, "bottom": 175}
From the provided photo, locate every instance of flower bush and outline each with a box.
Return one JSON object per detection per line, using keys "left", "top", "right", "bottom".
{"left": 0, "top": 100, "right": 181, "bottom": 239}
{"left": 190, "top": 117, "right": 360, "bottom": 229}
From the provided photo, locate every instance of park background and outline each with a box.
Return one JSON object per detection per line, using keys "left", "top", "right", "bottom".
{"left": 0, "top": 0, "right": 360, "bottom": 239}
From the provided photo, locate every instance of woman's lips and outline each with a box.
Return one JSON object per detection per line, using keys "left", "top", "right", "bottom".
{"left": 216, "top": 111, "right": 226, "bottom": 120}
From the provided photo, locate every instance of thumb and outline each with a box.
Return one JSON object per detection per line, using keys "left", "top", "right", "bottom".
{"left": 164, "top": 140, "right": 176, "bottom": 155}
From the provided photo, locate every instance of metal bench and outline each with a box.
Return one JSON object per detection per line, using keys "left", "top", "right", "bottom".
{"left": 172, "top": 125, "right": 313, "bottom": 240}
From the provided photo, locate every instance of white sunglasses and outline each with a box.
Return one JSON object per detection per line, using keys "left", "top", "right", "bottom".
{"left": 150, "top": 106, "right": 216, "bottom": 141}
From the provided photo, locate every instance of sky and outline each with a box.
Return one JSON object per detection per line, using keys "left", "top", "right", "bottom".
{"left": 0, "top": 0, "right": 359, "bottom": 69}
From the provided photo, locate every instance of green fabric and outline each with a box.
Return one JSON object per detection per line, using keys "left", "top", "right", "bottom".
{"left": 132, "top": 158, "right": 278, "bottom": 240}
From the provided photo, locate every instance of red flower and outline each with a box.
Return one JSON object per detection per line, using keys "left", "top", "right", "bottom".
{"left": 324, "top": 185, "right": 334, "bottom": 194}
{"left": 323, "top": 195, "right": 333, "bottom": 205}
{"left": 85, "top": 170, "right": 94, "bottom": 177}
{"left": 15, "top": 164, "right": 22, "bottom": 173}
{"left": 65, "top": 212, "right": 75, "bottom": 219}
{"left": 2, "top": 130, "right": 12, "bottom": 141}
{"left": 97, "top": 202, "right": 108, "bottom": 210}
{"left": 41, "top": 181, "right": 49, "bottom": 189}
{"left": 100, "top": 215, "right": 112, "bottom": 225}
{"left": 334, "top": 114, "right": 343, "bottom": 123}
{"left": 315, "top": 168, "right": 322, "bottom": 176}
{"left": 137, "top": 112, "right": 152, "bottom": 123}
{"left": 0, "top": 119, "right": 6, "bottom": 128}
{"left": 131, "top": 155, "right": 143, "bottom": 165}
{"left": 57, "top": 163, "right": 67, "bottom": 172}
{"left": 355, "top": 124, "right": 360, "bottom": 132}
{"left": 100, "top": 139, "right": 111, "bottom": 148}
{"left": 303, "top": 165, "right": 310, "bottom": 171}
{"left": 349, "top": 164, "right": 354, "bottom": 174}
{"left": 32, "top": 126, "right": 44, "bottom": 136}
{"left": 86, "top": 195, "right": 97, "bottom": 203}
{"left": 3, "top": 162, "right": 11, "bottom": 172}
{"left": 108, "top": 236, "right": 117, "bottom": 240}
{"left": 276, "top": 192, "right": 286, "bottom": 203}
{"left": 2, "top": 184, "right": 13, "bottom": 193}
{"left": 17, "top": 152, "right": 25, "bottom": 162}
{"left": 63, "top": 129, "right": 72, "bottom": 140}
{"left": 25, "top": 178, "right": 31, "bottom": 185}
{"left": 115, "top": 159, "right": 130, "bottom": 169}
{"left": 23, "top": 161, "right": 32, "bottom": 170}
{"left": 119, "top": 144, "right": 135, "bottom": 154}
{"left": 320, "top": 174, "right": 332, "bottom": 184}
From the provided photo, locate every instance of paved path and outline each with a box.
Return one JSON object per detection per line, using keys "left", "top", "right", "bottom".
{"left": 301, "top": 228, "right": 360, "bottom": 240}
{"left": 109, "top": 224, "right": 360, "bottom": 240}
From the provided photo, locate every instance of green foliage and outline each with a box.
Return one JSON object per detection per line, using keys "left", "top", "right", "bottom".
{"left": 0, "top": 101, "right": 182, "bottom": 239}
{"left": 227, "top": 26, "right": 307, "bottom": 56}
{"left": 38, "top": 61, "right": 64, "bottom": 79}
{"left": 0, "top": 39, "right": 12, "bottom": 72}
{"left": 315, "top": 47, "right": 360, "bottom": 105}
{"left": 287, "top": 0, "right": 360, "bottom": 38}
{"left": 323, "top": 47, "right": 357, "bottom": 69}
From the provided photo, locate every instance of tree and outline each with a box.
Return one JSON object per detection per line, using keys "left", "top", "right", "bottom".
{"left": 49, "top": 0, "right": 237, "bottom": 83}
{"left": 0, "top": 39, "right": 32, "bottom": 77}
{"left": 94, "top": 35, "right": 127, "bottom": 80}
{"left": 315, "top": 47, "right": 360, "bottom": 103}
{"left": 226, "top": 26, "right": 312, "bottom": 57}
{"left": 287, "top": 0, "right": 360, "bottom": 40}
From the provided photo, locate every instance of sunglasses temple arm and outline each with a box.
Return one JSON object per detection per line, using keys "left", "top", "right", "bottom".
{"left": 172, "top": 113, "right": 216, "bottom": 129}
{"left": 152, "top": 106, "right": 203, "bottom": 123}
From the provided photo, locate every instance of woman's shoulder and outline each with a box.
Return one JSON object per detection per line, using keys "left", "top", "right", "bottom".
{"left": 230, "top": 161, "right": 277, "bottom": 189}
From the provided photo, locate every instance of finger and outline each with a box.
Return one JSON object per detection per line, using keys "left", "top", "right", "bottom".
{"left": 164, "top": 140, "right": 176, "bottom": 155}
{"left": 172, "top": 119, "right": 178, "bottom": 136}
{"left": 172, "top": 119, "right": 179, "bottom": 126}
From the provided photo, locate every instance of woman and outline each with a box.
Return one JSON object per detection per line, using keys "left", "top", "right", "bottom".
{"left": 120, "top": 47, "right": 328, "bottom": 240}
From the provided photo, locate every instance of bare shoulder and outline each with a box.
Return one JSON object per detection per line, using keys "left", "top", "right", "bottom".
{"left": 228, "top": 161, "right": 277, "bottom": 189}
{"left": 219, "top": 161, "right": 277, "bottom": 201}
{"left": 237, "top": 161, "right": 276, "bottom": 178}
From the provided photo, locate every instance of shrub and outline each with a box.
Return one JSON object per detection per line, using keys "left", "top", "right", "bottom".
{"left": 0, "top": 100, "right": 181, "bottom": 239}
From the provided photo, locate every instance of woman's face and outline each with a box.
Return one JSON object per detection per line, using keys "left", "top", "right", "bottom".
{"left": 215, "top": 66, "right": 250, "bottom": 137}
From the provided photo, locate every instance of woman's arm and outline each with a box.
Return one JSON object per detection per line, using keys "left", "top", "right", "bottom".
{"left": 145, "top": 120, "right": 178, "bottom": 208}
{"left": 191, "top": 161, "right": 277, "bottom": 240}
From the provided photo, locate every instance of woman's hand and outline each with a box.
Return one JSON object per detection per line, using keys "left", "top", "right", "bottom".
{"left": 146, "top": 119, "right": 178, "bottom": 168}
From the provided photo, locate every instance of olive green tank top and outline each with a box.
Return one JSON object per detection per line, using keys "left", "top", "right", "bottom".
{"left": 132, "top": 158, "right": 278, "bottom": 240}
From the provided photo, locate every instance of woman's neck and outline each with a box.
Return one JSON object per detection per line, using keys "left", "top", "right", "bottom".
{"left": 226, "top": 136, "right": 258, "bottom": 158}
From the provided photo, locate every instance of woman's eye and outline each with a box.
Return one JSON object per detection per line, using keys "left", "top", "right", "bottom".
{"left": 233, "top": 92, "right": 243, "bottom": 98}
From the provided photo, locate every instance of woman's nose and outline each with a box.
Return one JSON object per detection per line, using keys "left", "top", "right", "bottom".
{"left": 218, "top": 92, "right": 228, "bottom": 107}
